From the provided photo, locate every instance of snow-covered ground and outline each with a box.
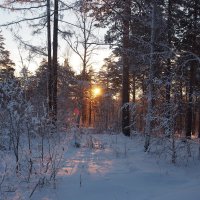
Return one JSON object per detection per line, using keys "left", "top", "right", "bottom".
{"left": 32, "top": 133, "right": 200, "bottom": 200}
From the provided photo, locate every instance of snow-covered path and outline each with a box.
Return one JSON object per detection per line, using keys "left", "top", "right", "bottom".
{"left": 33, "top": 134, "right": 200, "bottom": 200}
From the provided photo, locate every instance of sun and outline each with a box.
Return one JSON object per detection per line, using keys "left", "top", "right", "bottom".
{"left": 92, "top": 87, "right": 101, "bottom": 97}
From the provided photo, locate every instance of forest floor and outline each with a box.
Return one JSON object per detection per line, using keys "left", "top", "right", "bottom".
{"left": 33, "top": 132, "right": 200, "bottom": 200}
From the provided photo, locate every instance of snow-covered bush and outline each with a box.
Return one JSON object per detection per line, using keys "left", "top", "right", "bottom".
{"left": 0, "top": 77, "right": 66, "bottom": 199}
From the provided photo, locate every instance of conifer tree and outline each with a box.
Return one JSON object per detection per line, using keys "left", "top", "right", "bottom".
{"left": 0, "top": 32, "right": 15, "bottom": 80}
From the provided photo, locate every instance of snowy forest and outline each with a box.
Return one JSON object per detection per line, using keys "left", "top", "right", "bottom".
{"left": 0, "top": 0, "right": 200, "bottom": 199}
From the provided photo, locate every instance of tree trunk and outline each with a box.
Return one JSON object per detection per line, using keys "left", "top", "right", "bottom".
{"left": 52, "top": 0, "right": 58, "bottom": 121}
{"left": 165, "top": 0, "right": 172, "bottom": 136}
{"left": 47, "top": 0, "right": 52, "bottom": 113}
{"left": 122, "top": 0, "right": 131, "bottom": 136}
{"left": 198, "top": 98, "right": 200, "bottom": 138}
{"left": 89, "top": 82, "right": 92, "bottom": 126}
{"left": 186, "top": 64, "right": 195, "bottom": 138}
{"left": 192, "top": 99, "right": 197, "bottom": 135}
{"left": 131, "top": 74, "right": 136, "bottom": 131}
{"left": 81, "top": 14, "right": 88, "bottom": 126}
{"left": 185, "top": 0, "right": 198, "bottom": 138}
{"left": 144, "top": 2, "right": 156, "bottom": 151}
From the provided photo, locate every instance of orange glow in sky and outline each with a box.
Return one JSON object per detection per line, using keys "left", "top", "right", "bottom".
{"left": 92, "top": 87, "right": 101, "bottom": 97}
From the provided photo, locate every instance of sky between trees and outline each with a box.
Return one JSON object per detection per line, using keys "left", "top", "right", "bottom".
{"left": 0, "top": 2, "right": 111, "bottom": 75}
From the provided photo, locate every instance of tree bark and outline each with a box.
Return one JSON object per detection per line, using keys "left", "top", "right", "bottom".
{"left": 198, "top": 98, "right": 200, "bottom": 138}
{"left": 165, "top": 0, "right": 172, "bottom": 136}
{"left": 81, "top": 13, "right": 87, "bottom": 126}
{"left": 186, "top": 64, "right": 195, "bottom": 138}
{"left": 52, "top": 0, "right": 58, "bottom": 121}
{"left": 185, "top": 0, "right": 198, "bottom": 138}
{"left": 47, "top": 0, "right": 52, "bottom": 113}
{"left": 144, "top": 2, "right": 156, "bottom": 151}
{"left": 131, "top": 74, "right": 136, "bottom": 131}
{"left": 122, "top": 0, "right": 131, "bottom": 136}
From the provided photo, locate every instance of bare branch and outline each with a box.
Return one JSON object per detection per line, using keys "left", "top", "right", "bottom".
{"left": 0, "top": 4, "right": 46, "bottom": 11}
{"left": 14, "top": 34, "right": 47, "bottom": 56}
{"left": 0, "top": 15, "right": 47, "bottom": 27}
